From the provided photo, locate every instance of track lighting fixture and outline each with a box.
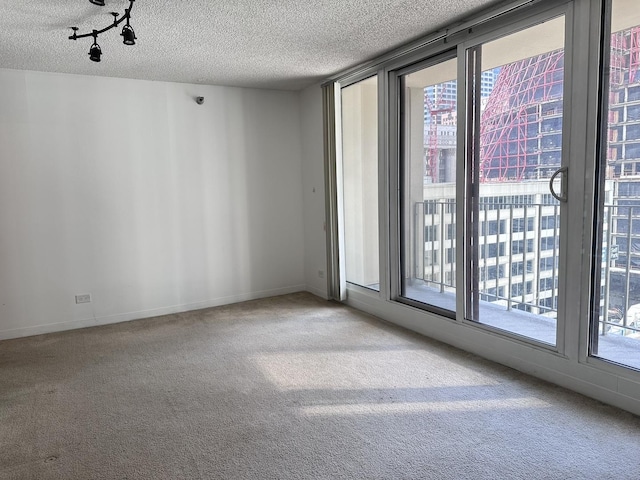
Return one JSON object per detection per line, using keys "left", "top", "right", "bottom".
{"left": 69, "top": 0, "right": 137, "bottom": 62}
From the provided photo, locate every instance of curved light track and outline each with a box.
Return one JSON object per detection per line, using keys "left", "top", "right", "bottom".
{"left": 68, "top": 0, "right": 137, "bottom": 62}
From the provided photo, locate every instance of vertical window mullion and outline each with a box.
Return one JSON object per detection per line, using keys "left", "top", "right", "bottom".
{"left": 588, "top": 0, "right": 612, "bottom": 358}
{"left": 322, "top": 82, "right": 346, "bottom": 301}
{"left": 464, "top": 45, "right": 483, "bottom": 322}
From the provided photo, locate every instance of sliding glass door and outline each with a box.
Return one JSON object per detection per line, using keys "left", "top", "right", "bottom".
{"left": 398, "top": 54, "right": 458, "bottom": 315}
{"left": 464, "top": 16, "right": 567, "bottom": 346}
{"left": 394, "top": 13, "right": 568, "bottom": 346}
{"left": 341, "top": 76, "right": 380, "bottom": 291}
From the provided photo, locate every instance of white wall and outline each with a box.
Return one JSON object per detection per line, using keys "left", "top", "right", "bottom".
{"left": 299, "top": 84, "right": 328, "bottom": 299}
{"left": 0, "top": 68, "right": 305, "bottom": 339}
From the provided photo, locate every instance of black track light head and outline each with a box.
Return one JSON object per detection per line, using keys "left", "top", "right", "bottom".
{"left": 89, "top": 0, "right": 105, "bottom": 6}
{"left": 121, "top": 24, "right": 136, "bottom": 45}
{"left": 89, "top": 43, "right": 102, "bottom": 62}
{"left": 89, "top": 32, "right": 102, "bottom": 62}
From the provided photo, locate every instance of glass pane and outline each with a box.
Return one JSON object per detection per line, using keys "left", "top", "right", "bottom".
{"left": 591, "top": 0, "right": 640, "bottom": 369}
{"left": 342, "top": 77, "right": 379, "bottom": 290}
{"left": 470, "top": 16, "right": 566, "bottom": 345}
{"left": 400, "top": 57, "right": 458, "bottom": 312}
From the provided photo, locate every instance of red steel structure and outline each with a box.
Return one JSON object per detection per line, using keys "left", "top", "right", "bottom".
{"left": 479, "top": 50, "right": 564, "bottom": 182}
{"left": 479, "top": 26, "right": 640, "bottom": 183}
{"left": 606, "top": 27, "right": 640, "bottom": 173}
{"left": 630, "top": 27, "right": 640, "bottom": 84}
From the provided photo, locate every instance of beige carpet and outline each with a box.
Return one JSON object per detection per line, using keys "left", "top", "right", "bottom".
{"left": 1, "top": 292, "right": 640, "bottom": 479}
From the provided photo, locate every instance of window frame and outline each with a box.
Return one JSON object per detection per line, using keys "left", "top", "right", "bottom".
{"left": 324, "top": 0, "right": 640, "bottom": 414}
{"left": 389, "top": 48, "right": 459, "bottom": 320}
{"left": 339, "top": 74, "right": 382, "bottom": 292}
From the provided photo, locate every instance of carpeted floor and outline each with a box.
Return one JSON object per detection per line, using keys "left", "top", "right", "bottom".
{"left": 1, "top": 292, "right": 640, "bottom": 479}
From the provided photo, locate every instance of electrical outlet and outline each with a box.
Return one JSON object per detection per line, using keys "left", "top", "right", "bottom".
{"left": 318, "top": 270, "right": 325, "bottom": 278}
{"left": 75, "top": 294, "right": 91, "bottom": 304}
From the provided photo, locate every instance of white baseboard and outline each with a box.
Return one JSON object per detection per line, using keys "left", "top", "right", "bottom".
{"left": 305, "top": 284, "right": 328, "bottom": 299}
{"left": 0, "top": 284, "right": 307, "bottom": 341}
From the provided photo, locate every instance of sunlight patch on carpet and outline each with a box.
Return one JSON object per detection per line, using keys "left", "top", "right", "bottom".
{"left": 300, "top": 397, "right": 551, "bottom": 416}
{"left": 251, "top": 350, "right": 500, "bottom": 390}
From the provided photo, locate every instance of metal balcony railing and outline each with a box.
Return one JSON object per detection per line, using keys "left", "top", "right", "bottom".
{"left": 601, "top": 202, "right": 640, "bottom": 337}
{"left": 413, "top": 199, "right": 640, "bottom": 337}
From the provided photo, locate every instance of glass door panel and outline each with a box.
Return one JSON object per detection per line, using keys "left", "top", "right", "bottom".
{"left": 399, "top": 56, "right": 458, "bottom": 314}
{"left": 590, "top": 0, "right": 640, "bottom": 369}
{"left": 467, "top": 16, "right": 566, "bottom": 345}
{"left": 342, "top": 77, "right": 380, "bottom": 291}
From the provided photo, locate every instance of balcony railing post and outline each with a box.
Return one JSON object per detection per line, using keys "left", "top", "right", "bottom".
{"left": 551, "top": 204, "right": 559, "bottom": 315}
{"left": 534, "top": 204, "right": 542, "bottom": 313}
{"left": 603, "top": 205, "right": 613, "bottom": 336}
{"left": 522, "top": 204, "right": 528, "bottom": 308}
{"left": 536, "top": 205, "right": 544, "bottom": 312}
{"left": 415, "top": 201, "right": 424, "bottom": 281}
{"left": 522, "top": 204, "right": 528, "bottom": 305}
{"left": 440, "top": 202, "right": 445, "bottom": 293}
{"left": 625, "top": 206, "right": 633, "bottom": 329}
{"left": 431, "top": 201, "right": 436, "bottom": 286}
{"left": 482, "top": 202, "right": 488, "bottom": 296}
{"left": 496, "top": 205, "right": 501, "bottom": 299}
{"left": 507, "top": 204, "right": 514, "bottom": 311}
{"left": 450, "top": 200, "right": 455, "bottom": 288}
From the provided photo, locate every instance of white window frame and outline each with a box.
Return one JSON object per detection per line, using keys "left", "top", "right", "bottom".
{"left": 323, "top": 0, "right": 640, "bottom": 415}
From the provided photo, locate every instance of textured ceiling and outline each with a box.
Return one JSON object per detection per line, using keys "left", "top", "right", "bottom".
{"left": 0, "top": 0, "right": 501, "bottom": 91}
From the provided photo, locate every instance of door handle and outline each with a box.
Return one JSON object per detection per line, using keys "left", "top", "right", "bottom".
{"left": 549, "top": 166, "right": 568, "bottom": 203}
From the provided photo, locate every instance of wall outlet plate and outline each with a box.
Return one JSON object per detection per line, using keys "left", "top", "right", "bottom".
{"left": 75, "top": 294, "right": 91, "bottom": 304}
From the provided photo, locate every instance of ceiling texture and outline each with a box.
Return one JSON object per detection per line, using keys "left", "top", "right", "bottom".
{"left": 0, "top": 0, "right": 501, "bottom": 91}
